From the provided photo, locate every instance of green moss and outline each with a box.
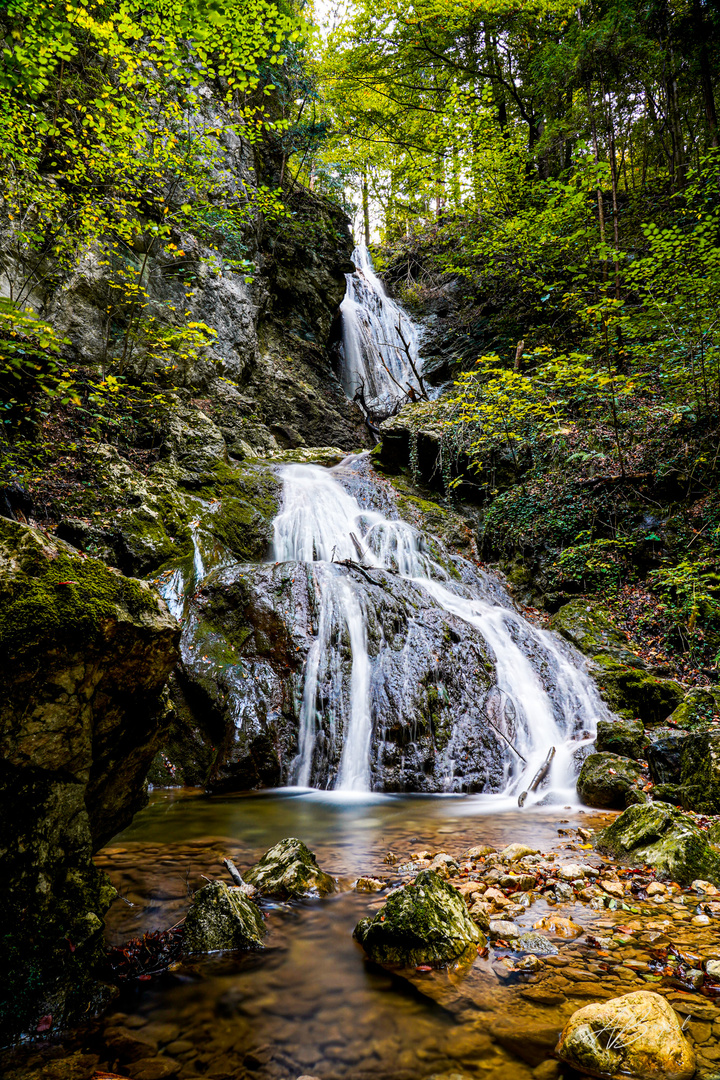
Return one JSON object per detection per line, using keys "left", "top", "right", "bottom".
{"left": 353, "top": 869, "right": 482, "bottom": 966}
{"left": 0, "top": 518, "right": 157, "bottom": 660}
{"left": 597, "top": 802, "right": 720, "bottom": 886}
{"left": 594, "top": 657, "right": 684, "bottom": 725}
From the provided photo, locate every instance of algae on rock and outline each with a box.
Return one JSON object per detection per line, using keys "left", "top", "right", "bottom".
{"left": 244, "top": 837, "right": 336, "bottom": 899}
{"left": 0, "top": 519, "right": 179, "bottom": 1042}
{"left": 184, "top": 881, "right": 266, "bottom": 953}
{"left": 353, "top": 869, "right": 482, "bottom": 966}
{"left": 597, "top": 802, "right": 720, "bottom": 886}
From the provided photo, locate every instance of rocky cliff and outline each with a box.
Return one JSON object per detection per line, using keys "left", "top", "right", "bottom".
{"left": 0, "top": 518, "right": 179, "bottom": 1042}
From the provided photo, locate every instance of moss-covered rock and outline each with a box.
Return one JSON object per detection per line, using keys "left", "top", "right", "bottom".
{"left": 577, "top": 752, "right": 647, "bottom": 809}
{"left": 353, "top": 869, "right": 482, "bottom": 966}
{"left": 550, "top": 599, "right": 639, "bottom": 665}
{"left": 596, "top": 717, "right": 646, "bottom": 759}
{"left": 669, "top": 687, "right": 720, "bottom": 730}
{"left": 243, "top": 837, "right": 336, "bottom": 899}
{"left": 183, "top": 881, "right": 265, "bottom": 953}
{"left": 0, "top": 519, "right": 179, "bottom": 1042}
{"left": 597, "top": 802, "right": 720, "bottom": 885}
{"left": 550, "top": 600, "right": 683, "bottom": 724}
{"left": 594, "top": 657, "right": 684, "bottom": 726}
{"left": 680, "top": 730, "right": 720, "bottom": 815}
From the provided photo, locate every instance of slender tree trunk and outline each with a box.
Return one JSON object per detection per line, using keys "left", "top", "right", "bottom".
{"left": 362, "top": 171, "right": 370, "bottom": 245}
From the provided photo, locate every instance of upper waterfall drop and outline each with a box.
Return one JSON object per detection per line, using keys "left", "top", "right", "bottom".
{"left": 338, "top": 244, "right": 423, "bottom": 416}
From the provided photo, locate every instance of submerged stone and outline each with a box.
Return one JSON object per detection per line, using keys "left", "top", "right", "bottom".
{"left": 512, "top": 932, "right": 558, "bottom": 955}
{"left": 244, "top": 837, "right": 336, "bottom": 899}
{"left": 353, "top": 869, "right": 482, "bottom": 966}
{"left": 556, "top": 990, "right": 695, "bottom": 1080}
{"left": 577, "top": 752, "right": 646, "bottom": 809}
{"left": 597, "top": 802, "right": 720, "bottom": 886}
{"left": 183, "top": 880, "right": 265, "bottom": 954}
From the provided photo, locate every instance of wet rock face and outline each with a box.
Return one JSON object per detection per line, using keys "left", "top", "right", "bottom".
{"left": 647, "top": 733, "right": 689, "bottom": 784}
{"left": 577, "top": 752, "right": 648, "bottom": 809}
{"left": 0, "top": 519, "right": 180, "bottom": 1041}
{"left": 556, "top": 990, "right": 696, "bottom": 1080}
{"left": 597, "top": 802, "right": 720, "bottom": 886}
{"left": 244, "top": 838, "right": 336, "bottom": 899}
{"left": 174, "top": 555, "right": 511, "bottom": 793}
{"left": 353, "top": 869, "right": 482, "bottom": 966}
{"left": 183, "top": 881, "right": 265, "bottom": 953}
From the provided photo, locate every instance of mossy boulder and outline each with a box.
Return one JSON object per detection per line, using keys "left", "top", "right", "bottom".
{"left": 243, "top": 838, "right": 336, "bottom": 899}
{"left": 183, "top": 881, "right": 265, "bottom": 953}
{"left": 577, "top": 752, "right": 647, "bottom": 809}
{"left": 596, "top": 717, "right": 646, "bottom": 759}
{"left": 679, "top": 730, "right": 720, "bottom": 815}
{"left": 0, "top": 518, "right": 179, "bottom": 1042}
{"left": 353, "top": 869, "right": 483, "bottom": 967}
{"left": 550, "top": 599, "right": 639, "bottom": 665}
{"left": 597, "top": 802, "right": 720, "bottom": 886}
{"left": 595, "top": 658, "right": 684, "bottom": 726}
{"left": 669, "top": 688, "right": 720, "bottom": 730}
{"left": 550, "top": 600, "right": 684, "bottom": 724}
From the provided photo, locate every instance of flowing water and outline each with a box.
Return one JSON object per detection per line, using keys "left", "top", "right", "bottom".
{"left": 273, "top": 457, "right": 607, "bottom": 802}
{"left": 338, "top": 244, "right": 424, "bottom": 414}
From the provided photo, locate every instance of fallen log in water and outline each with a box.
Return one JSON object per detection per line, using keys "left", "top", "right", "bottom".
{"left": 518, "top": 747, "right": 556, "bottom": 807}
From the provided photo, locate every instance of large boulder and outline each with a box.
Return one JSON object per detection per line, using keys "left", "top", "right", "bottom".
{"left": 596, "top": 717, "right": 646, "bottom": 759}
{"left": 647, "top": 733, "right": 688, "bottom": 785}
{"left": 669, "top": 687, "right": 720, "bottom": 729}
{"left": 577, "top": 752, "right": 647, "bottom": 809}
{"left": 243, "top": 837, "right": 336, "bottom": 899}
{"left": 597, "top": 802, "right": 720, "bottom": 886}
{"left": 353, "top": 869, "right": 482, "bottom": 966}
{"left": 556, "top": 990, "right": 695, "bottom": 1080}
{"left": 183, "top": 881, "right": 265, "bottom": 953}
{"left": 680, "top": 730, "right": 720, "bottom": 815}
{"left": 0, "top": 518, "right": 179, "bottom": 1042}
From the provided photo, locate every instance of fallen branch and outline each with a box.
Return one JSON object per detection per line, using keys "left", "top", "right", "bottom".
{"left": 518, "top": 746, "right": 556, "bottom": 807}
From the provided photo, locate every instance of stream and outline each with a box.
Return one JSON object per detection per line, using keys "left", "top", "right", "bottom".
{"left": 2, "top": 248, "right": 634, "bottom": 1080}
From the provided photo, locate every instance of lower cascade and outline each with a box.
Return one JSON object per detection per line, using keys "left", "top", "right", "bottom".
{"left": 271, "top": 456, "right": 608, "bottom": 799}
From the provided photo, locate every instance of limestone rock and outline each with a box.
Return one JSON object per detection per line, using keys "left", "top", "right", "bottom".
{"left": 244, "top": 837, "right": 336, "bottom": 899}
{"left": 499, "top": 843, "right": 538, "bottom": 862}
{"left": 556, "top": 990, "right": 695, "bottom": 1080}
{"left": 597, "top": 802, "right": 720, "bottom": 886}
{"left": 577, "top": 752, "right": 647, "bottom": 809}
{"left": 0, "top": 518, "right": 179, "bottom": 1041}
{"left": 353, "top": 869, "right": 482, "bottom": 966}
{"left": 183, "top": 881, "right": 265, "bottom": 953}
{"left": 533, "top": 915, "right": 583, "bottom": 938}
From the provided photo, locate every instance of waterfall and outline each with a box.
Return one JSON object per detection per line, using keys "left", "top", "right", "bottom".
{"left": 274, "top": 461, "right": 608, "bottom": 800}
{"left": 338, "top": 244, "right": 423, "bottom": 415}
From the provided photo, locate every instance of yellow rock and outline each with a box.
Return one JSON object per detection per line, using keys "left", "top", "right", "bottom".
{"left": 556, "top": 990, "right": 695, "bottom": 1080}
{"left": 533, "top": 915, "right": 583, "bottom": 938}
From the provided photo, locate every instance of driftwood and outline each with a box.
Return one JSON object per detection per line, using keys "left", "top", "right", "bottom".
{"left": 223, "top": 857, "right": 257, "bottom": 898}
{"left": 517, "top": 746, "right": 556, "bottom": 807}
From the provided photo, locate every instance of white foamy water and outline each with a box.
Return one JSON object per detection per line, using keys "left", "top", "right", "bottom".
{"left": 274, "top": 462, "right": 606, "bottom": 800}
